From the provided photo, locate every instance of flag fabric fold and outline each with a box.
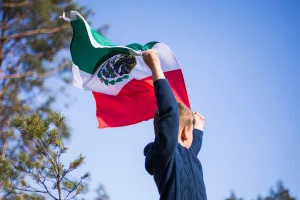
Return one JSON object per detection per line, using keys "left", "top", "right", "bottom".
{"left": 69, "top": 11, "right": 190, "bottom": 128}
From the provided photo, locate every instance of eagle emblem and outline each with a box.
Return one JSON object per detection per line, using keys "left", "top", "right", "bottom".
{"left": 98, "top": 54, "right": 137, "bottom": 85}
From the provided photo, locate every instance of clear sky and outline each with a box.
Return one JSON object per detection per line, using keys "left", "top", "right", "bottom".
{"left": 55, "top": 0, "right": 300, "bottom": 199}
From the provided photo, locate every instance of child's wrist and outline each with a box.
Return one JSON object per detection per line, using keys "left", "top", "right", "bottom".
{"left": 194, "top": 127, "right": 204, "bottom": 131}
{"left": 150, "top": 64, "right": 161, "bottom": 72}
{"left": 151, "top": 66, "right": 165, "bottom": 81}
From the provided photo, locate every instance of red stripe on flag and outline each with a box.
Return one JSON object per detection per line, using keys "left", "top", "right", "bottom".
{"left": 92, "top": 69, "right": 190, "bottom": 128}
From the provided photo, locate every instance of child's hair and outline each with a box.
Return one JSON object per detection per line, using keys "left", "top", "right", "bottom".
{"left": 153, "top": 102, "right": 194, "bottom": 136}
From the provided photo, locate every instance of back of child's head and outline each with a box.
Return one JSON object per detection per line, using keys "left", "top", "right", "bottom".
{"left": 177, "top": 102, "right": 194, "bottom": 130}
{"left": 153, "top": 102, "right": 194, "bottom": 136}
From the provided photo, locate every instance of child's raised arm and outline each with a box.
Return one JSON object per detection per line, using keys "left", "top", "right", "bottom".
{"left": 190, "top": 112, "right": 205, "bottom": 155}
{"left": 142, "top": 50, "right": 165, "bottom": 81}
{"left": 143, "top": 50, "right": 179, "bottom": 155}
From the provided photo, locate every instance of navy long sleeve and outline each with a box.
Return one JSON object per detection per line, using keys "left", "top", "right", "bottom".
{"left": 144, "top": 79, "right": 207, "bottom": 200}
{"left": 190, "top": 129, "right": 204, "bottom": 156}
{"left": 153, "top": 78, "right": 179, "bottom": 155}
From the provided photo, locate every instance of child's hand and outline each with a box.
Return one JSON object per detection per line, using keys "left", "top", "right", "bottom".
{"left": 193, "top": 112, "right": 204, "bottom": 131}
{"left": 143, "top": 50, "right": 161, "bottom": 72}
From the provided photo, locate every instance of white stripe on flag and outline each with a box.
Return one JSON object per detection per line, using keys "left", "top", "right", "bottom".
{"left": 72, "top": 43, "right": 181, "bottom": 95}
{"left": 70, "top": 11, "right": 142, "bottom": 56}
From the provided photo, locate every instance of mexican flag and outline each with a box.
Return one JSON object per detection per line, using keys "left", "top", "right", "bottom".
{"left": 69, "top": 11, "right": 190, "bottom": 128}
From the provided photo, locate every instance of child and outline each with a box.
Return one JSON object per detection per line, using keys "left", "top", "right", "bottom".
{"left": 143, "top": 50, "right": 207, "bottom": 200}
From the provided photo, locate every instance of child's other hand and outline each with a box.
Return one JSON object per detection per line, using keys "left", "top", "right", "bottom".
{"left": 142, "top": 50, "right": 161, "bottom": 71}
{"left": 193, "top": 112, "right": 204, "bottom": 131}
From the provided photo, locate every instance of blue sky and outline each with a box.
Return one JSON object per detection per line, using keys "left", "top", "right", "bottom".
{"left": 56, "top": 0, "right": 300, "bottom": 199}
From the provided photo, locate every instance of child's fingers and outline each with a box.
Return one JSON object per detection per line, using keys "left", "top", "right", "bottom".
{"left": 149, "top": 49, "right": 158, "bottom": 55}
{"left": 199, "top": 114, "right": 204, "bottom": 120}
{"left": 194, "top": 112, "right": 204, "bottom": 120}
{"left": 142, "top": 50, "right": 150, "bottom": 55}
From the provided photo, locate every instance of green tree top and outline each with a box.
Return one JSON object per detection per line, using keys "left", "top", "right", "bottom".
{"left": 225, "top": 180, "right": 296, "bottom": 200}
{"left": 1, "top": 112, "right": 90, "bottom": 200}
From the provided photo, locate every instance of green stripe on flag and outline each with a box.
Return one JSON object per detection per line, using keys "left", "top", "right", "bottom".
{"left": 70, "top": 16, "right": 160, "bottom": 76}
{"left": 126, "top": 41, "right": 159, "bottom": 51}
{"left": 91, "top": 28, "right": 116, "bottom": 46}
{"left": 71, "top": 19, "right": 130, "bottom": 74}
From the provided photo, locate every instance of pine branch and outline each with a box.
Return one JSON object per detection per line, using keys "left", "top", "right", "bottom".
{"left": 1, "top": 137, "right": 8, "bottom": 160}
{"left": 36, "top": 170, "right": 56, "bottom": 184}
{"left": 3, "top": 40, "right": 18, "bottom": 58}
{"left": 0, "top": 6, "right": 7, "bottom": 67}
{"left": 17, "top": 160, "right": 58, "bottom": 200}
{"left": 1, "top": 24, "right": 70, "bottom": 41}
{"left": 4, "top": 12, "right": 30, "bottom": 31}
{"left": 3, "top": 0, "right": 29, "bottom": 7}
{"left": 65, "top": 177, "right": 84, "bottom": 200}
{"left": 1, "top": 53, "right": 24, "bottom": 78}
{"left": 0, "top": 77, "right": 8, "bottom": 98}
{"left": 11, "top": 186, "right": 47, "bottom": 194}
{"left": 0, "top": 60, "right": 70, "bottom": 79}
{"left": 35, "top": 174, "right": 58, "bottom": 200}
{"left": 34, "top": 139, "right": 58, "bottom": 175}
{"left": 1, "top": 122, "right": 12, "bottom": 160}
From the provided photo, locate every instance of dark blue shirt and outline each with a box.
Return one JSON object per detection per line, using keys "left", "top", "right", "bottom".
{"left": 144, "top": 79, "right": 207, "bottom": 200}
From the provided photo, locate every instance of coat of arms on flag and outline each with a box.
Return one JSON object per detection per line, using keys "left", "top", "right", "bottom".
{"left": 98, "top": 54, "right": 136, "bottom": 85}
{"left": 68, "top": 11, "right": 190, "bottom": 128}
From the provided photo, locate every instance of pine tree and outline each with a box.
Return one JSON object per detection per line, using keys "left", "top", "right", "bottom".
{"left": 264, "top": 181, "right": 296, "bottom": 200}
{"left": 94, "top": 184, "right": 109, "bottom": 200}
{"left": 225, "top": 180, "right": 296, "bottom": 200}
{"left": 0, "top": 0, "right": 91, "bottom": 161}
{"left": 1, "top": 112, "right": 90, "bottom": 200}
{"left": 226, "top": 191, "right": 244, "bottom": 200}
{"left": 0, "top": 1, "right": 107, "bottom": 198}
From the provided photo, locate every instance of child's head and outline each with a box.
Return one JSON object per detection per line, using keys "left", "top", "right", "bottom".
{"left": 153, "top": 102, "right": 194, "bottom": 148}
{"left": 177, "top": 102, "right": 194, "bottom": 148}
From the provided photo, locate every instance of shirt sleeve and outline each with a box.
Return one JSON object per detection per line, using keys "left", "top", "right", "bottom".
{"left": 153, "top": 79, "right": 179, "bottom": 156}
{"left": 190, "top": 129, "right": 204, "bottom": 155}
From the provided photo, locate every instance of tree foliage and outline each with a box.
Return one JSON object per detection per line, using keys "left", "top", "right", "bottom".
{"left": 0, "top": 0, "right": 91, "bottom": 152}
{"left": 0, "top": 0, "right": 108, "bottom": 199}
{"left": 225, "top": 191, "right": 243, "bottom": 200}
{"left": 225, "top": 181, "right": 296, "bottom": 200}
{"left": 1, "top": 112, "right": 90, "bottom": 200}
{"left": 94, "top": 184, "right": 109, "bottom": 200}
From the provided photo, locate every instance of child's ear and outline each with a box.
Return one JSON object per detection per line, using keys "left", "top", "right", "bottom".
{"left": 181, "top": 126, "right": 189, "bottom": 141}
